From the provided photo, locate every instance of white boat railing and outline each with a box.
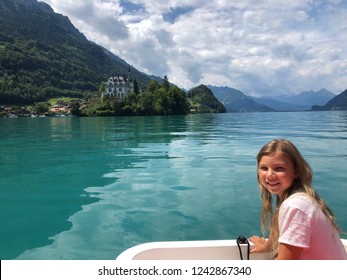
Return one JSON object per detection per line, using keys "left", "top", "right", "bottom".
{"left": 116, "top": 239, "right": 347, "bottom": 260}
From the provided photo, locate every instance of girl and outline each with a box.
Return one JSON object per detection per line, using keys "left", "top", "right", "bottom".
{"left": 249, "top": 139, "right": 347, "bottom": 260}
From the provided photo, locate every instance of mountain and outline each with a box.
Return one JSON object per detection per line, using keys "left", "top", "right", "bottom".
{"left": 263, "top": 89, "right": 336, "bottom": 110}
{"left": 249, "top": 88, "right": 336, "bottom": 111}
{"left": 98, "top": 44, "right": 165, "bottom": 85}
{"left": 291, "top": 88, "right": 336, "bottom": 106}
{"left": 0, "top": 0, "right": 154, "bottom": 104}
{"left": 251, "top": 96, "right": 308, "bottom": 111}
{"left": 208, "top": 85, "right": 275, "bottom": 112}
{"left": 187, "top": 84, "right": 226, "bottom": 113}
{"left": 312, "top": 89, "right": 347, "bottom": 111}
{"left": 209, "top": 86, "right": 336, "bottom": 112}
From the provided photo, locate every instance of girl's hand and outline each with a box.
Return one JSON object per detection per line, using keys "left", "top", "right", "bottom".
{"left": 248, "top": 236, "right": 269, "bottom": 253}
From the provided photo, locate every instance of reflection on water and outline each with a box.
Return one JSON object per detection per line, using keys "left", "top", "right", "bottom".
{"left": 0, "top": 112, "right": 346, "bottom": 259}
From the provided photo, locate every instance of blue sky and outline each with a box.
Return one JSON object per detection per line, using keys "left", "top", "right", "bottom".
{"left": 42, "top": 0, "right": 347, "bottom": 96}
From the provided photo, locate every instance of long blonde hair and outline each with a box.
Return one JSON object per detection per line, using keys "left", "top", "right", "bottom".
{"left": 256, "top": 139, "right": 340, "bottom": 250}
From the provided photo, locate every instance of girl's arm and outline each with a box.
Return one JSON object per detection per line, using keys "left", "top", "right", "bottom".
{"left": 249, "top": 236, "right": 303, "bottom": 259}
{"left": 275, "top": 243, "right": 303, "bottom": 260}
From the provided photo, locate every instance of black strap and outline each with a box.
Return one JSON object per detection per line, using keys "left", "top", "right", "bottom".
{"left": 236, "top": 236, "right": 250, "bottom": 260}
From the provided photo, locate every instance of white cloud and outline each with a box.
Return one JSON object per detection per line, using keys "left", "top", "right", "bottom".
{"left": 43, "top": 0, "right": 347, "bottom": 96}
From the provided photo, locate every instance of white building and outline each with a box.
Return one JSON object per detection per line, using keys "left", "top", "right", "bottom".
{"left": 102, "top": 70, "right": 134, "bottom": 99}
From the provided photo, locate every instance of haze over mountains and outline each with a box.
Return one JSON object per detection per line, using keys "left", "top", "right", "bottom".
{"left": 0, "top": 0, "right": 346, "bottom": 112}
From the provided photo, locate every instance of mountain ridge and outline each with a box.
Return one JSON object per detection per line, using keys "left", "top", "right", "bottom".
{"left": 207, "top": 85, "right": 275, "bottom": 112}
{"left": 209, "top": 85, "right": 342, "bottom": 112}
{"left": 0, "top": 0, "right": 155, "bottom": 104}
{"left": 312, "top": 89, "right": 347, "bottom": 111}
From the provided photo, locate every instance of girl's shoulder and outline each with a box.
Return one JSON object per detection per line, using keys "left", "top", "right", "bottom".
{"left": 281, "top": 192, "right": 317, "bottom": 213}
{"left": 287, "top": 191, "right": 310, "bottom": 200}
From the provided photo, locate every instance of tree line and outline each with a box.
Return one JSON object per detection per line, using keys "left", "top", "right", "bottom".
{"left": 75, "top": 76, "right": 191, "bottom": 117}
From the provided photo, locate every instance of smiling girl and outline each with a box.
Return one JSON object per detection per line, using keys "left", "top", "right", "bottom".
{"left": 249, "top": 139, "right": 347, "bottom": 260}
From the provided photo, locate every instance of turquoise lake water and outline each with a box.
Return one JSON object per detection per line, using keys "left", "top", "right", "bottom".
{"left": 0, "top": 111, "right": 346, "bottom": 260}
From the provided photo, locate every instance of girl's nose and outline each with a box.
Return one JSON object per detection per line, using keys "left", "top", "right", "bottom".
{"left": 267, "top": 169, "right": 275, "bottom": 177}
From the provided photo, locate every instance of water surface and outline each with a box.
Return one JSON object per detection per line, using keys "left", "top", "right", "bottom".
{"left": 0, "top": 111, "right": 346, "bottom": 259}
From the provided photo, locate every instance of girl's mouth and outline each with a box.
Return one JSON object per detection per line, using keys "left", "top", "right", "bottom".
{"left": 266, "top": 181, "right": 280, "bottom": 187}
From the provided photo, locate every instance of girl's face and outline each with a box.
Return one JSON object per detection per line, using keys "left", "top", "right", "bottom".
{"left": 258, "top": 152, "right": 297, "bottom": 200}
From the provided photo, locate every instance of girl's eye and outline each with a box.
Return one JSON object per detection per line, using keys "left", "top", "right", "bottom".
{"left": 275, "top": 167, "right": 285, "bottom": 171}
{"left": 259, "top": 167, "right": 268, "bottom": 171}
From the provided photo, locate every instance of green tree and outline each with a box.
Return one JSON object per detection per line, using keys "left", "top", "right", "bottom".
{"left": 169, "top": 86, "right": 190, "bottom": 114}
{"left": 162, "top": 75, "right": 170, "bottom": 91}
{"left": 154, "top": 88, "right": 170, "bottom": 115}
{"left": 139, "top": 92, "right": 155, "bottom": 115}
{"left": 148, "top": 80, "right": 160, "bottom": 94}
{"left": 99, "top": 81, "right": 106, "bottom": 93}
{"left": 133, "top": 79, "right": 139, "bottom": 95}
{"left": 70, "top": 101, "right": 81, "bottom": 116}
{"left": 34, "top": 102, "right": 49, "bottom": 114}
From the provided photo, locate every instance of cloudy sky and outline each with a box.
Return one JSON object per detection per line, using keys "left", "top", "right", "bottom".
{"left": 42, "top": 0, "right": 347, "bottom": 96}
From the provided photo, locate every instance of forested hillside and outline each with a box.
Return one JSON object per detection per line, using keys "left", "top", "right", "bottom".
{"left": 0, "top": 0, "right": 152, "bottom": 105}
{"left": 187, "top": 85, "right": 226, "bottom": 113}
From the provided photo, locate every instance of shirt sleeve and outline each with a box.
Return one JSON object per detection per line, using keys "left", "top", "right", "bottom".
{"left": 278, "top": 199, "right": 312, "bottom": 248}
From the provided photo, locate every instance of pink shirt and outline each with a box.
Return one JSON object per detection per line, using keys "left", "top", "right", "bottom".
{"left": 278, "top": 192, "right": 347, "bottom": 260}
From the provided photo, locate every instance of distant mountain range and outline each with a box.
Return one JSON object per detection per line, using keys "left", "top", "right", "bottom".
{"left": 208, "top": 86, "right": 274, "bottom": 112}
{"left": 255, "top": 88, "right": 336, "bottom": 111}
{"left": 208, "top": 85, "right": 344, "bottom": 112}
